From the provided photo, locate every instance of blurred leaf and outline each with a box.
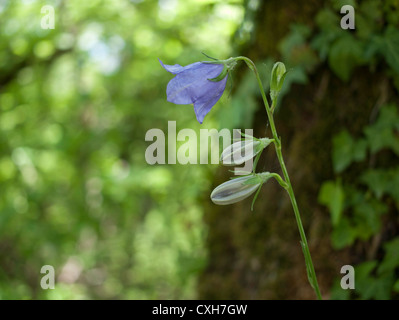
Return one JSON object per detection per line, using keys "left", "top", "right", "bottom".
{"left": 318, "top": 180, "right": 344, "bottom": 227}
{"left": 315, "top": 8, "right": 341, "bottom": 33}
{"left": 331, "top": 218, "right": 355, "bottom": 250}
{"left": 311, "top": 31, "right": 339, "bottom": 61}
{"left": 364, "top": 104, "right": 399, "bottom": 155}
{"left": 331, "top": 0, "right": 357, "bottom": 10}
{"left": 329, "top": 278, "right": 351, "bottom": 300}
{"left": 355, "top": 261, "right": 394, "bottom": 300}
{"left": 328, "top": 35, "right": 365, "bottom": 82}
{"left": 353, "top": 199, "right": 387, "bottom": 240}
{"left": 360, "top": 169, "right": 390, "bottom": 199}
{"left": 366, "top": 26, "right": 399, "bottom": 75}
{"left": 332, "top": 130, "right": 367, "bottom": 173}
{"left": 382, "top": 26, "right": 399, "bottom": 75}
{"left": 279, "top": 24, "right": 317, "bottom": 71}
{"left": 378, "top": 237, "right": 399, "bottom": 275}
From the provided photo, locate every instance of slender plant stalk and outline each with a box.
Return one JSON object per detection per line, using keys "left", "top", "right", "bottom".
{"left": 236, "top": 56, "right": 322, "bottom": 300}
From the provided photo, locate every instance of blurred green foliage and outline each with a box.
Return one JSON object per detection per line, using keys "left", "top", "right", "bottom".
{"left": 0, "top": 0, "right": 245, "bottom": 299}
{"left": 275, "top": 0, "right": 399, "bottom": 300}
{"left": 320, "top": 104, "right": 399, "bottom": 299}
{"left": 312, "top": 0, "right": 399, "bottom": 83}
{"left": 2, "top": 0, "right": 399, "bottom": 300}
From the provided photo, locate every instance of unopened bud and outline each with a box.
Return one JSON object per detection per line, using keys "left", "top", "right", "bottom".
{"left": 210, "top": 172, "right": 272, "bottom": 206}
{"left": 270, "top": 62, "right": 287, "bottom": 101}
{"left": 211, "top": 175, "right": 260, "bottom": 205}
{"left": 220, "top": 138, "right": 272, "bottom": 166}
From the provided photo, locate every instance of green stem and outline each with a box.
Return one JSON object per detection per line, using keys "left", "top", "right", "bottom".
{"left": 270, "top": 173, "right": 288, "bottom": 190}
{"left": 235, "top": 56, "right": 322, "bottom": 300}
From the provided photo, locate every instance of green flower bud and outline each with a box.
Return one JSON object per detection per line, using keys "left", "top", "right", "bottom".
{"left": 210, "top": 175, "right": 260, "bottom": 205}
{"left": 220, "top": 138, "right": 273, "bottom": 166}
{"left": 270, "top": 62, "right": 287, "bottom": 101}
{"left": 210, "top": 172, "right": 272, "bottom": 206}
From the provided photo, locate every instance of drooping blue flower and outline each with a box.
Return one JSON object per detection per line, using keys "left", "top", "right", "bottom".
{"left": 159, "top": 59, "right": 228, "bottom": 124}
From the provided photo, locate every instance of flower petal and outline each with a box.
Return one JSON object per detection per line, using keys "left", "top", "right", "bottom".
{"left": 159, "top": 59, "right": 185, "bottom": 74}
{"left": 160, "top": 60, "right": 228, "bottom": 123}
{"left": 166, "top": 63, "right": 226, "bottom": 105}
{"left": 193, "top": 75, "right": 227, "bottom": 123}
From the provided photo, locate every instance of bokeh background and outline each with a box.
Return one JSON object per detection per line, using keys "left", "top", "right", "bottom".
{"left": 0, "top": 0, "right": 398, "bottom": 299}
